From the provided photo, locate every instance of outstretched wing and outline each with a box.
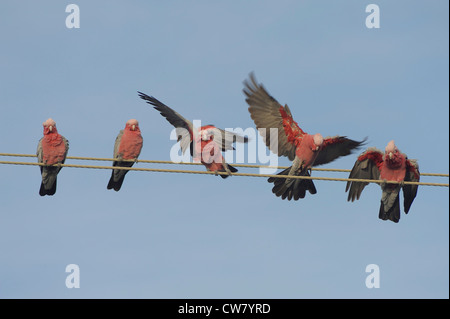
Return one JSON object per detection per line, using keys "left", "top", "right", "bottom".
{"left": 243, "top": 73, "right": 306, "bottom": 161}
{"left": 403, "top": 158, "right": 420, "bottom": 214}
{"left": 345, "top": 147, "right": 383, "bottom": 202}
{"left": 211, "top": 127, "right": 249, "bottom": 151}
{"left": 314, "top": 136, "right": 367, "bottom": 166}
{"left": 138, "top": 91, "right": 193, "bottom": 154}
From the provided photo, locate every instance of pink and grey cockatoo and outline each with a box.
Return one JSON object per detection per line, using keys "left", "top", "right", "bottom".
{"left": 107, "top": 119, "right": 143, "bottom": 191}
{"left": 36, "top": 118, "right": 69, "bottom": 196}
{"left": 243, "top": 73, "right": 365, "bottom": 200}
{"left": 345, "top": 140, "right": 420, "bottom": 223}
{"left": 138, "top": 91, "right": 248, "bottom": 178}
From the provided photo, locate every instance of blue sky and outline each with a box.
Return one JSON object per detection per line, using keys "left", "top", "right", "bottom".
{"left": 0, "top": 1, "right": 448, "bottom": 298}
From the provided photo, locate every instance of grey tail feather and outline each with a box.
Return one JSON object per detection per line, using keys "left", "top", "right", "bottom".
{"left": 378, "top": 195, "right": 401, "bottom": 223}
{"left": 107, "top": 170, "right": 128, "bottom": 191}
{"left": 39, "top": 178, "right": 57, "bottom": 196}
{"left": 219, "top": 164, "right": 238, "bottom": 179}
{"left": 268, "top": 167, "right": 317, "bottom": 201}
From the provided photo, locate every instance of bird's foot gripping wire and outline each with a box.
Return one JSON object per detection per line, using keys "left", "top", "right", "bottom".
{"left": 224, "top": 166, "right": 233, "bottom": 177}
{"left": 223, "top": 159, "right": 233, "bottom": 177}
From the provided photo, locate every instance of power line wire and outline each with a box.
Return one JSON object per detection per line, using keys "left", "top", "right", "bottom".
{"left": 0, "top": 153, "right": 448, "bottom": 177}
{"left": 0, "top": 159, "right": 447, "bottom": 187}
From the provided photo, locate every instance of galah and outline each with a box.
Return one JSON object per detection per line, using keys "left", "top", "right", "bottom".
{"left": 345, "top": 140, "right": 420, "bottom": 223}
{"left": 243, "top": 73, "right": 365, "bottom": 200}
{"left": 36, "top": 118, "right": 69, "bottom": 196}
{"left": 138, "top": 91, "right": 248, "bottom": 178}
{"left": 107, "top": 119, "right": 143, "bottom": 191}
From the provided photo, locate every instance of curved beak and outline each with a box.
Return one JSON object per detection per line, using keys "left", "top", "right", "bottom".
{"left": 49, "top": 125, "right": 53, "bottom": 132}
{"left": 388, "top": 152, "right": 393, "bottom": 159}
{"left": 131, "top": 124, "right": 136, "bottom": 131}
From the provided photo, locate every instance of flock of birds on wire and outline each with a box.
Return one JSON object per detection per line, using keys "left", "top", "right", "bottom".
{"left": 35, "top": 73, "right": 420, "bottom": 223}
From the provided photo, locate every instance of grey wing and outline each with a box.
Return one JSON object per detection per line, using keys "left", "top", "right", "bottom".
{"left": 138, "top": 91, "right": 193, "bottom": 154}
{"left": 403, "top": 158, "right": 420, "bottom": 214}
{"left": 345, "top": 148, "right": 383, "bottom": 202}
{"left": 211, "top": 127, "right": 249, "bottom": 151}
{"left": 113, "top": 130, "right": 124, "bottom": 158}
{"left": 37, "top": 138, "right": 43, "bottom": 163}
{"left": 54, "top": 135, "right": 70, "bottom": 174}
{"left": 314, "top": 136, "right": 367, "bottom": 166}
{"left": 243, "top": 72, "right": 302, "bottom": 161}
{"left": 61, "top": 136, "right": 69, "bottom": 164}
{"left": 37, "top": 138, "right": 44, "bottom": 173}
{"left": 175, "top": 126, "right": 192, "bottom": 155}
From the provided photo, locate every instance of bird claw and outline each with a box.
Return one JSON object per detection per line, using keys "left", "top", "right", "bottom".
{"left": 214, "top": 170, "right": 219, "bottom": 176}
{"left": 222, "top": 161, "right": 233, "bottom": 177}
{"left": 224, "top": 167, "right": 232, "bottom": 176}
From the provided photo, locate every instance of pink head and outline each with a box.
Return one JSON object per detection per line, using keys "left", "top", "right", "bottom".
{"left": 126, "top": 119, "right": 139, "bottom": 131}
{"left": 385, "top": 140, "right": 399, "bottom": 160}
{"left": 43, "top": 118, "right": 57, "bottom": 135}
{"left": 312, "top": 133, "right": 323, "bottom": 151}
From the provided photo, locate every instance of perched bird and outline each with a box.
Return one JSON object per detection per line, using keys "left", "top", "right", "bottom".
{"left": 345, "top": 140, "right": 420, "bottom": 223}
{"left": 138, "top": 91, "right": 248, "bottom": 178}
{"left": 37, "top": 118, "right": 69, "bottom": 196}
{"left": 243, "top": 73, "right": 365, "bottom": 200}
{"left": 107, "top": 119, "right": 143, "bottom": 191}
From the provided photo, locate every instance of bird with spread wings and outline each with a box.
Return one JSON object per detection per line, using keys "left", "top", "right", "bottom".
{"left": 346, "top": 140, "right": 420, "bottom": 223}
{"left": 243, "top": 73, "right": 366, "bottom": 200}
{"left": 138, "top": 91, "right": 248, "bottom": 178}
